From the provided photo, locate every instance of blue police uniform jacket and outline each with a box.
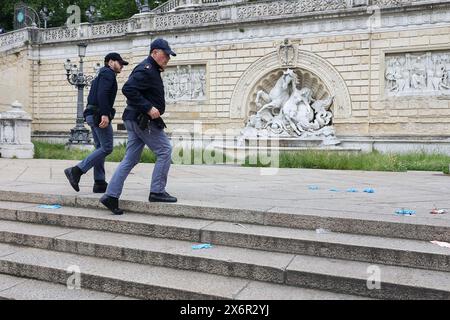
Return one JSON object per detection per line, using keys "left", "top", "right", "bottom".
{"left": 86, "top": 66, "right": 118, "bottom": 117}
{"left": 122, "top": 56, "right": 166, "bottom": 122}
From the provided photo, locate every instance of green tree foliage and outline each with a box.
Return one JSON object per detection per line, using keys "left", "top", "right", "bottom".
{"left": 0, "top": 0, "right": 167, "bottom": 32}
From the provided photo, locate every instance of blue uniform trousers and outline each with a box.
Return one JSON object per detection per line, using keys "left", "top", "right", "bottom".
{"left": 77, "top": 115, "right": 114, "bottom": 181}
{"left": 106, "top": 119, "right": 172, "bottom": 198}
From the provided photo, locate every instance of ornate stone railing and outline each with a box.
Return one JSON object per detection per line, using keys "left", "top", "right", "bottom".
{"left": 0, "top": 29, "right": 29, "bottom": 52}
{"left": 236, "top": 0, "right": 348, "bottom": 20}
{"left": 152, "top": 0, "right": 236, "bottom": 14}
{"left": 152, "top": 0, "right": 181, "bottom": 14}
{"left": 0, "top": 0, "right": 446, "bottom": 52}
{"left": 40, "top": 20, "right": 129, "bottom": 43}
{"left": 372, "top": 0, "right": 425, "bottom": 7}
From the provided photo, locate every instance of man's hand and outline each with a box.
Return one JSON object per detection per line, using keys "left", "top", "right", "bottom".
{"left": 148, "top": 107, "right": 161, "bottom": 120}
{"left": 99, "top": 115, "right": 110, "bottom": 128}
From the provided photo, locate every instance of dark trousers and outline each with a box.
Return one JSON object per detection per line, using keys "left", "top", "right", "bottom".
{"left": 77, "top": 115, "right": 114, "bottom": 181}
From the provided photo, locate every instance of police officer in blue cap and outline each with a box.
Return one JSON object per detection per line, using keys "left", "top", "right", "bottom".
{"left": 100, "top": 39, "right": 177, "bottom": 215}
{"left": 64, "top": 52, "right": 128, "bottom": 194}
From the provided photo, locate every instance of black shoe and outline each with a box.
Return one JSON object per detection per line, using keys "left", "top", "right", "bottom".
{"left": 93, "top": 180, "right": 108, "bottom": 193}
{"left": 149, "top": 192, "right": 177, "bottom": 203}
{"left": 100, "top": 194, "right": 124, "bottom": 215}
{"left": 64, "top": 166, "right": 83, "bottom": 192}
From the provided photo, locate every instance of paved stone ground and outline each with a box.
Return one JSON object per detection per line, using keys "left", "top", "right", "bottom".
{"left": 0, "top": 158, "right": 449, "bottom": 228}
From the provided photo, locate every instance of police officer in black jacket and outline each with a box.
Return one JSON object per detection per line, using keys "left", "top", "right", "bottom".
{"left": 64, "top": 53, "right": 128, "bottom": 193}
{"left": 100, "top": 39, "right": 177, "bottom": 215}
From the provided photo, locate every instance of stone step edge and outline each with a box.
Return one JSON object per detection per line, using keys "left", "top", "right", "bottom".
{"left": 0, "top": 190, "right": 449, "bottom": 242}
{"left": 0, "top": 273, "right": 133, "bottom": 300}
{"left": 0, "top": 221, "right": 449, "bottom": 287}
{"left": 0, "top": 251, "right": 229, "bottom": 300}
{"left": 0, "top": 243, "right": 447, "bottom": 300}
{"left": 2, "top": 206, "right": 450, "bottom": 273}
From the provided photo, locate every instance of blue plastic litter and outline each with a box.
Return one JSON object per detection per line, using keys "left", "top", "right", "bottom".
{"left": 329, "top": 188, "right": 339, "bottom": 192}
{"left": 192, "top": 244, "right": 213, "bottom": 250}
{"left": 37, "top": 204, "right": 61, "bottom": 209}
{"left": 347, "top": 188, "right": 358, "bottom": 193}
{"left": 363, "top": 188, "right": 375, "bottom": 193}
{"left": 308, "top": 185, "right": 319, "bottom": 190}
{"left": 395, "top": 209, "right": 416, "bottom": 215}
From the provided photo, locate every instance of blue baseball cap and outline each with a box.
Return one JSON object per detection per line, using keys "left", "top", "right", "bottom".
{"left": 150, "top": 38, "right": 177, "bottom": 56}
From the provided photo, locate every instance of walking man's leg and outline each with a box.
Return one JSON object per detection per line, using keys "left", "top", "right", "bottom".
{"left": 64, "top": 115, "right": 113, "bottom": 192}
{"left": 141, "top": 122, "right": 176, "bottom": 203}
{"left": 100, "top": 120, "right": 145, "bottom": 214}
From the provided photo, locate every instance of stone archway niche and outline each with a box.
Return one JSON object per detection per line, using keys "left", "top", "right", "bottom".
{"left": 230, "top": 46, "right": 352, "bottom": 146}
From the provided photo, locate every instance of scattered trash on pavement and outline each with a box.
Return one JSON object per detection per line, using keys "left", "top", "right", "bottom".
{"left": 329, "top": 188, "right": 339, "bottom": 192}
{"left": 430, "top": 241, "right": 450, "bottom": 249}
{"left": 234, "top": 223, "right": 248, "bottom": 229}
{"left": 37, "top": 204, "right": 62, "bottom": 209}
{"left": 192, "top": 244, "right": 213, "bottom": 250}
{"left": 395, "top": 209, "right": 416, "bottom": 216}
{"left": 316, "top": 228, "right": 331, "bottom": 234}
{"left": 430, "top": 208, "right": 448, "bottom": 215}
{"left": 308, "top": 185, "right": 319, "bottom": 190}
{"left": 346, "top": 188, "right": 358, "bottom": 193}
{"left": 363, "top": 188, "right": 375, "bottom": 193}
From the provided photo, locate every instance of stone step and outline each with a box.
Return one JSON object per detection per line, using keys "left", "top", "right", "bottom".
{"left": 0, "top": 220, "right": 449, "bottom": 299}
{"left": 0, "top": 273, "right": 134, "bottom": 300}
{"left": 0, "top": 203, "right": 449, "bottom": 272}
{"left": 285, "top": 254, "right": 450, "bottom": 300}
{"left": 0, "top": 190, "right": 448, "bottom": 242}
{"left": 0, "top": 243, "right": 364, "bottom": 300}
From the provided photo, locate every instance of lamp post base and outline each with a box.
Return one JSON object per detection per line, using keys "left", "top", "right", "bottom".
{"left": 68, "top": 126, "right": 92, "bottom": 147}
{"left": 65, "top": 143, "right": 95, "bottom": 151}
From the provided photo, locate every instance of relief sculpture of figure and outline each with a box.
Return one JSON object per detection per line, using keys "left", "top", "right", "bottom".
{"left": 411, "top": 56, "right": 426, "bottom": 90}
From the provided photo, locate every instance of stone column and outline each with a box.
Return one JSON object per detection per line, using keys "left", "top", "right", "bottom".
{"left": 0, "top": 101, "right": 34, "bottom": 158}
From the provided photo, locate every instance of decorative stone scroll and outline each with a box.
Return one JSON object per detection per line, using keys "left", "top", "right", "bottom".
{"left": 385, "top": 51, "right": 450, "bottom": 96}
{"left": 278, "top": 38, "right": 297, "bottom": 67}
{"left": 162, "top": 64, "right": 207, "bottom": 102}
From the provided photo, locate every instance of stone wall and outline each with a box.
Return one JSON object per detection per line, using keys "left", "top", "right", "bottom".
{"left": 2, "top": 0, "right": 450, "bottom": 147}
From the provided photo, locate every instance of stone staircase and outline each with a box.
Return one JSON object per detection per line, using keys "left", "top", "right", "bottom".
{"left": 0, "top": 191, "right": 449, "bottom": 300}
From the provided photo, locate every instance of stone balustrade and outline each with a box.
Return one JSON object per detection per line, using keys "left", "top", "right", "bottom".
{"left": 0, "top": 0, "right": 437, "bottom": 52}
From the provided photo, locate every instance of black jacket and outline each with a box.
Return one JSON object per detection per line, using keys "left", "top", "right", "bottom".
{"left": 86, "top": 66, "right": 118, "bottom": 117}
{"left": 122, "top": 56, "right": 166, "bottom": 122}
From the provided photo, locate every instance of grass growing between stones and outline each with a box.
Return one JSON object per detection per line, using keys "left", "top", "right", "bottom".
{"left": 32, "top": 141, "right": 229, "bottom": 165}
{"left": 33, "top": 141, "right": 156, "bottom": 163}
{"left": 244, "top": 151, "right": 450, "bottom": 173}
{"left": 33, "top": 141, "right": 450, "bottom": 172}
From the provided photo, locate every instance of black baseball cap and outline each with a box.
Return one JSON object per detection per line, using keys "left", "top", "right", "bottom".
{"left": 150, "top": 38, "right": 177, "bottom": 56}
{"left": 104, "top": 52, "right": 129, "bottom": 65}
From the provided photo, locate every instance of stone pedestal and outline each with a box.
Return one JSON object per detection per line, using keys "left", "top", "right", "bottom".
{"left": 0, "top": 101, "right": 34, "bottom": 159}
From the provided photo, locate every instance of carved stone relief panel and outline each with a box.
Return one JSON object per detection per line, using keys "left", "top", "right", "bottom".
{"left": 385, "top": 51, "right": 450, "bottom": 96}
{"left": 162, "top": 64, "right": 207, "bottom": 102}
{"left": 0, "top": 120, "right": 15, "bottom": 144}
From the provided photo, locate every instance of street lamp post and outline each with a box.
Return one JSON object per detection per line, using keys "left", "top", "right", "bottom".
{"left": 85, "top": 5, "right": 101, "bottom": 23}
{"left": 39, "top": 6, "right": 53, "bottom": 28}
{"left": 135, "top": 0, "right": 150, "bottom": 13}
{"left": 63, "top": 43, "right": 99, "bottom": 147}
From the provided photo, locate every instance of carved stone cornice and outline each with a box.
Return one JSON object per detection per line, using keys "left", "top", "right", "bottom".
{"left": 0, "top": 0, "right": 445, "bottom": 51}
